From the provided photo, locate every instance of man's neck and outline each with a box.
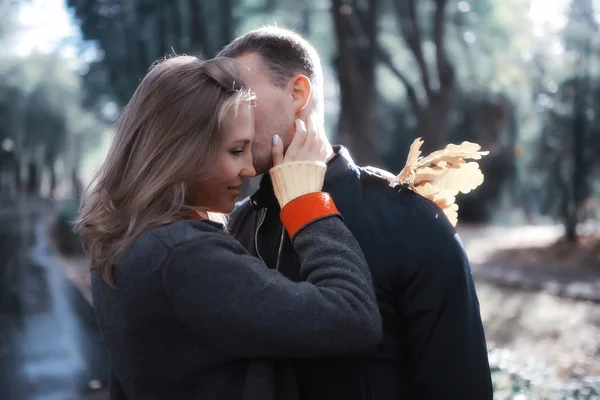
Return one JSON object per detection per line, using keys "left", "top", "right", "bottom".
{"left": 324, "top": 142, "right": 335, "bottom": 163}
{"left": 252, "top": 144, "right": 353, "bottom": 208}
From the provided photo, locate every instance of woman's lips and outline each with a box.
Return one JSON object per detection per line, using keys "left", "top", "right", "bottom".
{"left": 227, "top": 185, "right": 242, "bottom": 196}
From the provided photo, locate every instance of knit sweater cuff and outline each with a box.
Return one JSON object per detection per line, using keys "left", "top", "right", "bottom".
{"left": 280, "top": 192, "right": 340, "bottom": 239}
{"left": 269, "top": 161, "right": 327, "bottom": 208}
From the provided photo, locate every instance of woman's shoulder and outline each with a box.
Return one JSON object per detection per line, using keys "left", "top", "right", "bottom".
{"left": 147, "top": 219, "right": 228, "bottom": 250}
{"left": 119, "top": 219, "right": 245, "bottom": 275}
{"left": 149, "top": 219, "right": 251, "bottom": 273}
{"left": 108, "top": 220, "right": 232, "bottom": 290}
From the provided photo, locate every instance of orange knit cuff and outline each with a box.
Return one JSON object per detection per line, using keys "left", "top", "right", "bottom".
{"left": 280, "top": 192, "right": 340, "bottom": 239}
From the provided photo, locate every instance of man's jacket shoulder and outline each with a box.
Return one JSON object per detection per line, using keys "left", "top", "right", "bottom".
{"left": 228, "top": 166, "right": 455, "bottom": 237}
{"left": 333, "top": 165, "right": 453, "bottom": 231}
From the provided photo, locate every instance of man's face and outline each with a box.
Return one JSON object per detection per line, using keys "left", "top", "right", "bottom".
{"left": 233, "top": 53, "right": 295, "bottom": 174}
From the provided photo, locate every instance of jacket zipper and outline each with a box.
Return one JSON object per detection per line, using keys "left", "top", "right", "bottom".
{"left": 275, "top": 225, "right": 285, "bottom": 271}
{"left": 360, "top": 376, "right": 371, "bottom": 400}
{"left": 254, "top": 208, "right": 267, "bottom": 263}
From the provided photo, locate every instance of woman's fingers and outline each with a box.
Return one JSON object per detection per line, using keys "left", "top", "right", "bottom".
{"left": 283, "top": 115, "right": 326, "bottom": 163}
{"left": 284, "top": 119, "right": 307, "bottom": 163}
{"left": 271, "top": 134, "right": 284, "bottom": 167}
{"left": 304, "top": 115, "right": 317, "bottom": 153}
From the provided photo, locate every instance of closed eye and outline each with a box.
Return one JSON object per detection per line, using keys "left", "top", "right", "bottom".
{"left": 228, "top": 139, "right": 251, "bottom": 157}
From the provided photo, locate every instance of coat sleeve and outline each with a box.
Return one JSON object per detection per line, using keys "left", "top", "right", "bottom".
{"left": 397, "top": 200, "right": 493, "bottom": 400}
{"left": 161, "top": 214, "right": 382, "bottom": 360}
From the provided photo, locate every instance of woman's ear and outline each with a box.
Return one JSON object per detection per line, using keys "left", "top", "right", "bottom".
{"left": 290, "top": 75, "right": 312, "bottom": 113}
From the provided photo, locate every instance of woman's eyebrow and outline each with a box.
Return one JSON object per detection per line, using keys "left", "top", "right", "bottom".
{"left": 229, "top": 138, "right": 252, "bottom": 145}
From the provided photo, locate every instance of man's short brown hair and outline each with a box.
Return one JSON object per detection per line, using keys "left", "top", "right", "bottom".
{"left": 217, "top": 26, "right": 324, "bottom": 114}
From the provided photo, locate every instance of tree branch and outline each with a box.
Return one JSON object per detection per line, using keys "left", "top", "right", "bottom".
{"left": 433, "top": 0, "right": 453, "bottom": 88}
{"left": 331, "top": 0, "right": 360, "bottom": 115}
{"left": 367, "top": 0, "right": 377, "bottom": 61}
{"left": 378, "top": 46, "right": 424, "bottom": 119}
{"left": 188, "top": 0, "right": 208, "bottom": 56}
{"left": 393, "top": 0, "right": 432, "bottom": 97}
{"left": 351, "top": 0, "right": 423, "bottom": 118}
{"left": 221, "top": 0, "right": 234, "bottom": 48}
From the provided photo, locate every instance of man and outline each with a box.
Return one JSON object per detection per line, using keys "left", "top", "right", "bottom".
{"left": 218, "top": 27, "right": 493, "bottom": 399}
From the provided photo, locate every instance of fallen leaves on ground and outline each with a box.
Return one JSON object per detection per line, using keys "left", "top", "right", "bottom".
{"left": 487, "top": 233, "right": 600, "bottom": 271}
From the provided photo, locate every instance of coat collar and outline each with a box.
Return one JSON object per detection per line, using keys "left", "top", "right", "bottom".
{"left": 249, "top": 145, "right": 359, "bottom": 209}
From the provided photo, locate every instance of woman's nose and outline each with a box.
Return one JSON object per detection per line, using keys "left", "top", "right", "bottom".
{"left": 240, "top": 164, "right": 256, "bottom": 178}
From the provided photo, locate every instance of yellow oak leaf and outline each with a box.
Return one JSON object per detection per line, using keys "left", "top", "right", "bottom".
{"left": 396, "top": 138, "right": 489, "bottom": 227}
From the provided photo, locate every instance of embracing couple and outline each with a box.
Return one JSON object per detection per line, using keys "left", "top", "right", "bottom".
{"left": 77, "top": 27, "right": 493, "bottom": 400}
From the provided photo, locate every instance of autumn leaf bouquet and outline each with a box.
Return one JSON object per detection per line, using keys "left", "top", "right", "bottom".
{"left": 366, "top": 138, "right": 489, "bottom": 227}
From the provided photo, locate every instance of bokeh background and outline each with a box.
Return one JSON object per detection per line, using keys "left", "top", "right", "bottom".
{"left": 0, "top": 0, "right": 599, "bottom": 398}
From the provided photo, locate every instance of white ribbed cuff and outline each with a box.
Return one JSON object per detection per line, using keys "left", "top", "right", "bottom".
{"left": 269, "top": 161, "right": 327, "bottom": 208}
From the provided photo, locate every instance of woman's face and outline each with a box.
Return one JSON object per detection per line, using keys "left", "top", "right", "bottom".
{"left": 193, "top": 103, "right": 257, "bottom": 214}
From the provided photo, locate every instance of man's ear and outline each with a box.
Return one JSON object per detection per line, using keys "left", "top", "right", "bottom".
{"left": 290, "top": 75, "right": 312, "bottom": 113}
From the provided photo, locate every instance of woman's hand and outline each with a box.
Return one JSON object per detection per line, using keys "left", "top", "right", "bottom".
{"left": 272, "top": 115, "right": 327, "bottom": 167}
{"left": 268, "top": 114, "right": 328, "bottom": 208}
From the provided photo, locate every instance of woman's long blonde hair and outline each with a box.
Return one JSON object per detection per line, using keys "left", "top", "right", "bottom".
{"left": 75, "top": 56, "right": 254, "bottom": 288}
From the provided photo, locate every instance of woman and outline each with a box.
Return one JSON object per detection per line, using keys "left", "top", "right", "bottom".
{"left": 76, "top": 55, "right": 382, "bottom": 399}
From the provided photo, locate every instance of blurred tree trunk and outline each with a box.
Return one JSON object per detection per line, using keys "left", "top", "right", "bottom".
{"left": 69, "top": 0, "right": 240, "bottom": 106}
{"left": 220, "top": 0, "right": 235, "bottom": 50}
{"left": 157, "top": 7, "right": 168, "bottom": 55}
{"left": 188, "top": 0, "right": 209, "bottom": 54}
{"left": 560, "top": 0, "right": 596, "bottom": 242}
{"left": 49, "top": 166, "right": 57, "bottom": 198}
{"left": 0, "top": 152, "right": 18, "bottom": 197}
{"left": 301, "top": 5, "right": 312, "bottom": 33}
{"left": 394, "top": 0, "right": 454, "bottom": 153}
{"left": 71, "top": 132, "right": 83, "bottom": 199}
{"left": 14, "top": 157, "right": 22, "bottom": 194}
{"left": 188, "top": 0, "right": 235, "bottom": 57}
{"left": 45, "top": 154, "right": 57, "bottom": 199}
{"left": 564, "top": 75, "right": 588, "bottom": 242}
{"left": 26, "top": 162, "right": 39, "bottom": 196}
{"left": 168, "top": 0, "right": 183, "bottom": 49}
{"left": 368, "top": 0, "right": 455, "bottom": 153}
{"left": 72, "top": 169, "right": 83, "bottom": 199}
{"left": 331, "top": 0, "right": 380, "bottom": 165}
